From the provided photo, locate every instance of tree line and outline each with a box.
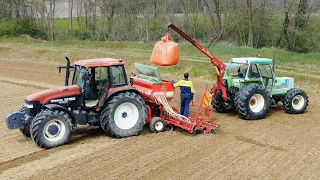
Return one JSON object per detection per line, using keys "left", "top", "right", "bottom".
{"left": 0, "top": 0, "right": 319, "bottom": 53}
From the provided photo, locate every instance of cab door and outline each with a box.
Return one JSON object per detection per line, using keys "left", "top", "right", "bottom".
{"left": 95, "top": 66, "right": 111, "bottom": 96}
{"left": 96, "top": 65, "right": 127, "bottom": 111}
{"left": 109, "top": 65, "right": 128, "bottom": 87}
{"left": 258, "top": 64, "right": 274, "bottom": 93}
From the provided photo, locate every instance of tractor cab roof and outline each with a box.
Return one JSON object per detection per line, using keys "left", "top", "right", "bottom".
{"left": 230, "top": 57, "right": 272, "bottom": 65}
{"left": 74, "top": 58, "right": 125, "bottom": 68}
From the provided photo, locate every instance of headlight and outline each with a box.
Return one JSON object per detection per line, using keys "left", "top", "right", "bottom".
{"left": 25, "top": 103, "right": 33, "bottom": 108}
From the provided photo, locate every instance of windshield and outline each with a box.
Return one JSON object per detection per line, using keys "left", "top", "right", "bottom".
{"left": 226, "top": 63, "right": 248, "bottom": 76}
{"left": 73, "top": 65, "right": 83, "bottom": 86}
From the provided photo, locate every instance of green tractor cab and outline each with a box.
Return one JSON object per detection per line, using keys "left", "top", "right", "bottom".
{"left": 212, "top": 57, "right": 308, "bottom": 120}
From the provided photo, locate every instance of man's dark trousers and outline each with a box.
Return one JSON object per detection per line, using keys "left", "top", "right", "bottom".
{"left": 180, "top": 94, "right": 192, "bottom": 117}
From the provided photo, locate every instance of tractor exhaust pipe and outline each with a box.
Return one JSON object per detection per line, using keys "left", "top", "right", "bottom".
{"left": 272, "top": 50, "right": 276, "bottom": 72}
{"left": 65, "top": 57, "right": 71, "bottom": 86}
{"left": 57, "top": 57, "right": 72, "bottom": 86}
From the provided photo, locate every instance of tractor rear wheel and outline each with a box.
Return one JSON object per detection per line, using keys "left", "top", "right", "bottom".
{"left": 149, "top": 117, "right": 165, "bottom": 133}
{"left": 100, "top": 92, "right": 146, "bottom": 138}
{"left": 31, "top": 109, "right": 72, "bottom": 149}
{"left": 283, "top": 88, "right": 309, "bottom": 114}
{"left": 235, "top": 84, "right": 269, "bottom": 120}
{"left": 19, "top": 106, "right": 31, "bottom": 137}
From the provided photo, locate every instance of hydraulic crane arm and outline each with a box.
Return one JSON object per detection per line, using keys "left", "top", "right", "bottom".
{"left": 167, "top": 23, "right": 228, "bottom": 100}
{"left": 167, "top": 23, "right": 226, "bottom": 71}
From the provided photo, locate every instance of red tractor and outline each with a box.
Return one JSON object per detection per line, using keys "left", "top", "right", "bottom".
{"left": 6, "top": 58, "right": 151, "bottom": 149}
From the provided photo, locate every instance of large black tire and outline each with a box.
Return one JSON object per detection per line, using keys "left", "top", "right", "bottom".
{"left": 100, "top": 92, "right": 146, "bottom": 138}
{"left": 19, "top": 106, "right": 31, "bottom": 137}
{"left": 211, "top": 90, "right": 233, "bottom": 113}
{"left": 20, "top": 124, "right": 31, "bottom": 137}
{"left": 235, "top": 84, "right": 269, "bottom": 120}
{"left": 31, "top": 109, "right": 73, "bottom": 149}
{"left": 283, "top": 88, "right": 309, "bottom": 114}
{"left": 149, "top": 117, "right": 165, "bottom": 133}
{"left": 233, "top": 87, "right": 242, "bottom": 109}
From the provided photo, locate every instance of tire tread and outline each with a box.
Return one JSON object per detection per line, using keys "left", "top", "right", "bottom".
{"left": 31, "top": 109, "right": 72, "bottom": 149}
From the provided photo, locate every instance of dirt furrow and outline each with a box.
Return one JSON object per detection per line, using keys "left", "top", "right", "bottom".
{"left": 31, "top": 132, "right": 185, "bottom": 179}
{"left": 0, "top": 59, "right": 64, "bottom": 86}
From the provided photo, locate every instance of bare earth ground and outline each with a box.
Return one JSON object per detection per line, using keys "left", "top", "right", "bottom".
{"left": 0, "top": 58, "right": 320, "bottom": 180}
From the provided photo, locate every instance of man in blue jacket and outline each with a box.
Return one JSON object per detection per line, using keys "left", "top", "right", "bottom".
{"left": 172, "top": 72, "right": 195, "bottom": 117}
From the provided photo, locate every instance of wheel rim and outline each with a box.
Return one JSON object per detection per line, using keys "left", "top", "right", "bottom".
{"left": 155, "top": 121, "right": 164, "bottom": 131}
{"left": 114, "top": 102, "right": 139, "bottom": 130}
{"left": 292, "top": 95, "right": 305, "bottom": 110}
{"left": 249, "top": 94, "right": 265, "bottom": 113}
{"left": 43, "top": 119, "right": 66, "bottom": 142}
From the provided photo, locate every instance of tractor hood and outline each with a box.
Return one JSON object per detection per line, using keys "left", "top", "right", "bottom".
{"left": 25, "top": 85, "right": 81, "bottom": 104}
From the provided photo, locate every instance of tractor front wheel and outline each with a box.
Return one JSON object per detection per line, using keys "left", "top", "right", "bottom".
{"left": 100, "top": 92, "right": 146, "bottom": 138}
{"left": 20, "top": 124, "right": 31, "bottom": 137}
{"left": 19, "top": 106, "right": 31, "bottom": 137}
{"left": 31, "top": 109, "right": 73, "bottom": 149}
{"left": 235, "top": 84, "right": 269, "bottom": 120}
{"left": 283, "top": 88, "right": 309, "bottom": 114}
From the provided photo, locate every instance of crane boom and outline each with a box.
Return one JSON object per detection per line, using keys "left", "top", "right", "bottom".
{"left": 167, "top": 23, "right": 228, "bottom": 100}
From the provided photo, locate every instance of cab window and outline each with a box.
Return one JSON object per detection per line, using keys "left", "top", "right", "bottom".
{"left": 110, "top": 66, "right": 127, "bottom": 86}
{"left": 95, "top": 67, "right": 110, "bottom": 86}
{"left": 259, "top": 64, "right": 273, "bottom": 87}
{"left": 259, "top": 64, "right": 273, "bottom": 78}
{"left": 225, "top": 63, "right": 248, "bottom": 78}
{"left": 248, "top": 64, "right": 261, "bottom": 79}
{"left": 73, "top": 65, "right": 85, "bottom": 86}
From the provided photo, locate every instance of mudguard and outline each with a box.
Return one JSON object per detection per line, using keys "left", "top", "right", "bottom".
{"left": 44, "top": 104, "right": 74, "bottom": 123}
{"left": 44, "top": 104, "right": 69, "bottom": 111}
{"left": 96, "top": 86, "right": 141, "bottom": 111}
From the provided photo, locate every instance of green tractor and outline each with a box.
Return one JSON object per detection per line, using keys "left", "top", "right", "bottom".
{"left": 167, "top": 23, "right": 308, "bottom": 120}
{"left": 212, "top": 57, "right": 309, "bottom": 120}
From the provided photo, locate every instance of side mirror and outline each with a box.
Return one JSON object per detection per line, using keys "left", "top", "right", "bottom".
{"left": 58, "top": 65, "right": 62, "bottom": 73}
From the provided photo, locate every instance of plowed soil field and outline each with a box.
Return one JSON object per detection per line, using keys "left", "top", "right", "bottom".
{"left": 0, "top": 57, "right": 320, "bottom": 180}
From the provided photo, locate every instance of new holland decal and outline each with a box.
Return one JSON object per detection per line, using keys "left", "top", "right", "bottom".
{"left": 50, "top": 97, "right": 76, "bottom": 104}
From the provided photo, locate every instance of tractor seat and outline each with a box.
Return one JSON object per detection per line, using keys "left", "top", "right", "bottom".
{"left": 85, "top": 99, "right": 98, "bottom": 108}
